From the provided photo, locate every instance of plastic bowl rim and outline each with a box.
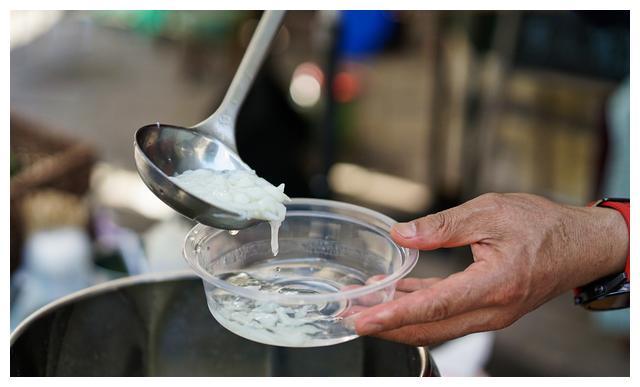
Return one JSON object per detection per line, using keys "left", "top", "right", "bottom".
{"left": 183, "top": 198, "right": 419, "bottom": 303}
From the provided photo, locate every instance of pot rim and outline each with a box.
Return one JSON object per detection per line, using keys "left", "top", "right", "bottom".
{"left": 10, "top": 270, "right": 196, "bottom": 345}
{"left": 10, "top": 271, "right": 430, "bottom": 376}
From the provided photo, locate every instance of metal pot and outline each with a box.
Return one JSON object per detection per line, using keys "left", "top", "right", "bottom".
{"left": 11, "top": 272, "right": 439, "bottom": 376}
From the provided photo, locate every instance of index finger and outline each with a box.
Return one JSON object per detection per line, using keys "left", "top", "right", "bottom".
{"left": 354, "top": 262, "right": 501, "bottom": 336}
{"left": 391, "top": 194, "right": 500, "bottom": 250}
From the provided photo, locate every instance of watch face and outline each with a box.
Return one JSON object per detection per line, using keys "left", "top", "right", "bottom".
{"left": 576, "top": 273, "right": 630, "bottom": 311}
{"left": 584, "top": 290, "right": 630, "bottom": 311}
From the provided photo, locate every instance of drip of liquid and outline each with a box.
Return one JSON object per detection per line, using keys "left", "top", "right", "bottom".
{"left": 269, "top": 220, "right": 281, "bottom": 256}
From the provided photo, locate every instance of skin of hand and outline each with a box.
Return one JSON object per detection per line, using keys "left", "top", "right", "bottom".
{"left": 353, "top": 193, "right": 629, "bottom": 346}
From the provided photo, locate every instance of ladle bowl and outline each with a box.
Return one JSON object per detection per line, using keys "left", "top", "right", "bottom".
{"left": 134, "top": 11, "right": 285, "bottom": 230}
{"left": 134, "top": 124, "right": 258, "bottom": 230}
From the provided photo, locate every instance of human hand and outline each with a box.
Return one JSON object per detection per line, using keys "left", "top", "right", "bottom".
{"left": 353, "top": 193, "right": 628, "bottom": 346}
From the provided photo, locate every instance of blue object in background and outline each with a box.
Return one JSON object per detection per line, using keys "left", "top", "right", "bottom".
{"left": 338, "top": 11, "right": 395, "bottom": 60}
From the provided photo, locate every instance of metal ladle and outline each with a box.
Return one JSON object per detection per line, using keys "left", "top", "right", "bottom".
{"left": 134, "top": 10, "right": 286, "bottom": 230}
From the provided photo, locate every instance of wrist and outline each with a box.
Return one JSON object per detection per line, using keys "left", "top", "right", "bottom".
{"left": 562, "top": 205, "right": 628, "bottom": 290}
{"left": 573, "top": 202, "right": 630, "bottom": 311}
{"left": 589, "top": 206, "right": 629, "bottom": 276}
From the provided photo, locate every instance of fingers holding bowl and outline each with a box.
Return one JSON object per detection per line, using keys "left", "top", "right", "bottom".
{"left": 339, "top": 276, "right": 442, "bottom": 320}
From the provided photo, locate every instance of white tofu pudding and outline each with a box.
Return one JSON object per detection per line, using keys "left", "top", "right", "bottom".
{"left": 170, "top": 168, "right": 291, "bottom": 255}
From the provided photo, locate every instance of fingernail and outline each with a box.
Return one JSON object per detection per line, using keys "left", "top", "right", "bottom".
{"left": 358, "top": 322, "right": 384, "bottom": 335}
{"left": 373, "top": 308, "right": 394, "bottom": 321}
{"left": 342, "top": 315, "right": 358, "bottom": 331}
{"left": 394, "top": 222, "right": 416, "bottom": 238}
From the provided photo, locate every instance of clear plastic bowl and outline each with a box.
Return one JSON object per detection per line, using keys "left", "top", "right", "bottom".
{"left": 183, "top": 198, "right": 418, "bottom": 347}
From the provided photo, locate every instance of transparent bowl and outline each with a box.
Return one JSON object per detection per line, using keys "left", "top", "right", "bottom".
{"left": 183, "top": 198, "right": 419, "bottom": 347}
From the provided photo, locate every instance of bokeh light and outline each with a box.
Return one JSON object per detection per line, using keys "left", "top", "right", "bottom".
{"left": 289, "top": 62, "right": 324, "bottom": 108}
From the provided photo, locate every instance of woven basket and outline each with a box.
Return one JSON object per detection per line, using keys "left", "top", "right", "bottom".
{"left": 10, "top": 113, "right": 96, "bottom": 273}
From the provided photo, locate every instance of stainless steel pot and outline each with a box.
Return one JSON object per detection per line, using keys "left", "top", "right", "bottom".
{"left": 10, "top": 272, "right": 439, "bottom": 376}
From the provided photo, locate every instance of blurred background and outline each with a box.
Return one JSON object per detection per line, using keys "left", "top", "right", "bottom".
{"left": 10, "top": 10, "right": 629, "bottom": 376}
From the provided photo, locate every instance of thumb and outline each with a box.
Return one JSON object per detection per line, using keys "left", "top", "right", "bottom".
{"left": 391, "top": 198, "right": 492, "bottom": 250}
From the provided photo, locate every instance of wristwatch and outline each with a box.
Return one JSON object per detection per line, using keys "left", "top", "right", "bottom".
{"left": 574, "top": 198, "right": 630, "bottom": 311}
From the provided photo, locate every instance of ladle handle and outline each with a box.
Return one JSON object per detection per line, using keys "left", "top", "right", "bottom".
{"left": 195, "top": 10, "right": 286, "bottom": 153}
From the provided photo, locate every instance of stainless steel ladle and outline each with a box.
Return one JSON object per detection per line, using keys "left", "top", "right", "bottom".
{"left": 134, "top": 10, "right": 286, "bottom": 230}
